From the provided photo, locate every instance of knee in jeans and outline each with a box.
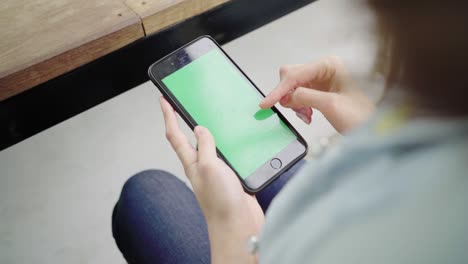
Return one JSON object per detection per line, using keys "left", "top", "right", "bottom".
{"left": 122, "top": 170, "right": 175, "bottom": 196}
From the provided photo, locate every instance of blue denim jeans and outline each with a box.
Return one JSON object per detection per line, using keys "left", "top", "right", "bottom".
{"left": 112, "top": 160, "right": 305, "bottom": 264}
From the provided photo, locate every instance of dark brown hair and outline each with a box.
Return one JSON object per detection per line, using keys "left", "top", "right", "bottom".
{"left": 369, "top": 1, "right": 468, "bottom": 116}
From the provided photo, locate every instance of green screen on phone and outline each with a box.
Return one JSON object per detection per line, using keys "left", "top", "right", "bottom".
{"left": 162, "top": 49, "right": 296, "bottom": 178}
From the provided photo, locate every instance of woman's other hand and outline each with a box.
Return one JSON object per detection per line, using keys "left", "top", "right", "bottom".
{"left": 160, "top": 97, "right": 262, "bottom": 264}
{"left": 259, "top": 57, "right": 374, "bottom": 133}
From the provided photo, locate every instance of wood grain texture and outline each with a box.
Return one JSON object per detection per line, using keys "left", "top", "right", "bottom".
{"left": 0, "top": 23, "right": 143, "bottom": 101}
{"left": 0, "top": 0, "right": 143, "bottom": 101}
{"left": 0, "top": 0, "right": 231, "bottom": 101}
{"left": 125, "top": 0, "right": 230, "bottom": 34}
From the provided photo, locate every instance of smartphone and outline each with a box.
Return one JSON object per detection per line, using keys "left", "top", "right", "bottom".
{"left": 148, "top": 36, "right": 307, "bottom": 193}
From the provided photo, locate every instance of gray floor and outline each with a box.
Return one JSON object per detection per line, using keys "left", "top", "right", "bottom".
{"left": 0, "top": 1, "right": 380, "bottom": 263}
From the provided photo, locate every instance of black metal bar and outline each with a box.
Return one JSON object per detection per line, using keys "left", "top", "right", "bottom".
{"left": 0, "top": 0, "right": 315, "bottom": 151}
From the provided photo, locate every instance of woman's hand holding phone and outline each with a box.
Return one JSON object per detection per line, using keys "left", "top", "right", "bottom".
{"left": 160, "top": 97, "right": 261, "bottom": 264}
{"left": 159, "top": 56, "right": 374, "bottom": 264}
{"left": 260, "top": 57, "right": 375, "bottom": 133}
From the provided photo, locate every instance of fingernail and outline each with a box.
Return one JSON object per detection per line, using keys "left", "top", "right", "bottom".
{"left": 194, "top": 126, "right": 203, "bottom": 137}
{"left": 297, "top": 107, "right": 308, "bottom": 115}
{"left": 280, "top": 94, "right": 289, "bottom": 105}
{"left": 296, "top": 112, "right": 312, "bottom": 124}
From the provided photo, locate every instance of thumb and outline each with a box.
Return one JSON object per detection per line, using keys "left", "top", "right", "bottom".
{"left": 194, "top": 126, "right": 217, "bottom": 164}
{"left": 283, "top": 87, "right": 335, "bottom": 113}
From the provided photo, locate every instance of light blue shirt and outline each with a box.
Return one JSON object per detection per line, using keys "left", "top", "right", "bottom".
{"left": 260, "top": 106, "right": 468, "bottom": 263}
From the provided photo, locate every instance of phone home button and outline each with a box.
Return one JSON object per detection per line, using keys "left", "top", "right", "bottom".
{"left": 270, "top": 158, "right": 282, "bottom": 169}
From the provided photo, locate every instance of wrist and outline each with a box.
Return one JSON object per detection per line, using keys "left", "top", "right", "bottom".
{"left": 207, "top": 219, "right": 258, "bottom": 264}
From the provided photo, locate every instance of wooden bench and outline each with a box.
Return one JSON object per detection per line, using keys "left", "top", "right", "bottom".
{"left": 0, "top": 0, "right": 229, "bottom": 101}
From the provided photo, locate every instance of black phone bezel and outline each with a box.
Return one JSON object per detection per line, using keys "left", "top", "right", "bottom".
{"left": 148, "top": 35, "right": 308, "bottom": 194}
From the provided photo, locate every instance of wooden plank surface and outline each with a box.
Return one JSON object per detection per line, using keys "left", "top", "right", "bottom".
{"left": 0, "top": 0, "right": 144, "bottom": 101}
{"left": 0, "top": 0, "right": 230, "bottom": 101}
{"left": 125, "top": 0, "right": 230, "bottom": 34}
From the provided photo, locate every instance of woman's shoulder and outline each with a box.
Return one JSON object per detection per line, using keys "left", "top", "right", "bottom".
{"left": 259, "top": 107, "right": 468, "bottom": 263}
{"left": 309, "top": 133, "right": 468, "bottom": 264}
